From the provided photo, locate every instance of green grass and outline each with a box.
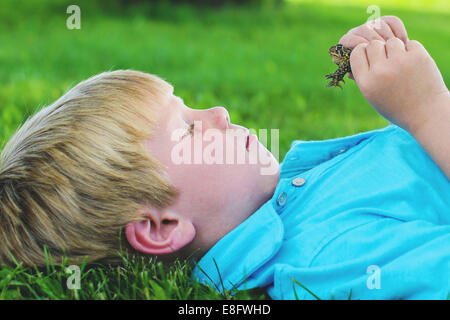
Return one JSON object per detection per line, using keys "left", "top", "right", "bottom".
{"left": 0, "top": 250, "right": 268, "bottom": 300}
{"left": 0, "top": 0, "right": 449, "bottom": 299}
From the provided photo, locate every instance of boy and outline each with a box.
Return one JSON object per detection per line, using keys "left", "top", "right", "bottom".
{"left": 0, "top": 16, "right": 449, "bottom": 299}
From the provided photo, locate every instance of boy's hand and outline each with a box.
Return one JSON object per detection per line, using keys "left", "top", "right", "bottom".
{"left": 340, "top": 16, "right": 408, "bottom": 79}
{"left": 350, "top": 38, "right": 449, "bottom": 133}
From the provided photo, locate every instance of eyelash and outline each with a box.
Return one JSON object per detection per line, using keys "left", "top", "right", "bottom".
{"left": 188, "top": 123, "right": 195, "bottom": 134}
{"left": 182, "top": 123, "right": 195, "bottom": 139}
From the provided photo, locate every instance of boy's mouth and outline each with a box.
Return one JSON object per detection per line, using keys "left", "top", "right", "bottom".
{"left": 246, "top": 132, "right": 258, "bottom": 151}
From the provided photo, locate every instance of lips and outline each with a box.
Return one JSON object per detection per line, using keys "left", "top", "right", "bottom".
{"left": 244, "top": 128, "right": 250, "bottom": 150}
{"left": 229, "top": 125, "right": 251, "bottom": 151}
{"left": 246, "top": 132, "right": 258, "bottom": 151}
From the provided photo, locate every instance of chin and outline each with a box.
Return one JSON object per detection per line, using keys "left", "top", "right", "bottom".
{"left": 266, "top": 169, "right": 280, "bottom": 195}
{"left": 252, "top": 165, "right": 279, "bottom": 209}
{"left": 263, "top": 156, "right": 280, "bottom": 180}
{"left": 262, "top": 162, "right": 280, "bottom": 198}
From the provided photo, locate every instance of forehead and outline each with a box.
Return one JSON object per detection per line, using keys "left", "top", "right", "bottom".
{"left": 151, "top": 94, "right": 184, "bottom": 130}
{"left": 167, "top": 95, "right": 185, "bottom": 115}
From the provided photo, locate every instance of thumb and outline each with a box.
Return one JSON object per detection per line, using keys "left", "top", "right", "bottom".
{"left": 350, "top": 43, "right": 369, "bottom": 82}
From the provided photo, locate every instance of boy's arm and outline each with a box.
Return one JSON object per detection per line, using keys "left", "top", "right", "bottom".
{"left": 409, "top": 92, "right": 450, "bottom": 180}
{"left": 350, "top": 38, "right": 450, "bottom": 180}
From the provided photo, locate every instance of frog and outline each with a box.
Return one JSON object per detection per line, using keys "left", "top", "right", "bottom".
{"left": 325, "top": 44, "right": 353, "bottom": 89}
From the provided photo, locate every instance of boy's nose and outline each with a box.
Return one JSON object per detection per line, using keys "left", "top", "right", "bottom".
{"left": 208, "top": 106, "right": 230, "bottom": 130}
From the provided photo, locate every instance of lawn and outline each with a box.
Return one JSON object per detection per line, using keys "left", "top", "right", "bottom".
{"left": 0, "top": 0, "right": 448, "bottom": 299}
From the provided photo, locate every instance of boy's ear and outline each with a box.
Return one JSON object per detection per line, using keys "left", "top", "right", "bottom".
{"left": 125, "top": 212, "right": 196, "bottom": 255}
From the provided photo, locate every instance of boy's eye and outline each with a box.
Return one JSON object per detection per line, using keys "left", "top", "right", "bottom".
{"left": 181, "top": 123, "right": 195, "bottom": 139}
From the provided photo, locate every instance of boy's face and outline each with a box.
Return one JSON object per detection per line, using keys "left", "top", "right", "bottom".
{"left": 143, "top": 94, "right": 280, "bottom": 253}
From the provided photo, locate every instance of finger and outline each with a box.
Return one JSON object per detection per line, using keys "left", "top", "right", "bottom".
{"left": 385, "top": 37, "right": 406, "bottom": 58}
{"left": 366, "top": 40, "right": 387, "bottom": 66}
{"left": 339, "top": 33, "right": 369, "bottom": 48}
{"left": 348, "top": 24, "right": 385, "bottom": 42}
{"left": 371, "top": 19, "right": 395, "bottom": 41}
{"left": 350, "top": 43, "right": 370, "bottom": 78}
{"left": 405, "top": 39, "right": 424, "bottom": 52}
{"left": 381, "top": 16, "right": 408, "bottom": 44}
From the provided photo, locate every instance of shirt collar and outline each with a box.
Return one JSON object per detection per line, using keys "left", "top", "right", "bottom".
{"left": 281, "top": 124, "right": 397, "bottom": 174}
{"left": 192, "top": 196, "right": 284, "bottom": 293}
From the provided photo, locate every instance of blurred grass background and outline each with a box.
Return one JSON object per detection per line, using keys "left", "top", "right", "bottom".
{"left": 1, "top": 0, "right": 448, "bottom": 162}
{"left": 0, "top": 0, "right": 449, "bottom": 300}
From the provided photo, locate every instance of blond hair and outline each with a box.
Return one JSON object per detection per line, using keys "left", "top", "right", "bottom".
{"left": 0, "top": 70, "right": 178, "bottom": 266}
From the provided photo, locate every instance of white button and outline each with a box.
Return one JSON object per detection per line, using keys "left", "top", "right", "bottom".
{"left": 292, "top": 177, "right": 306, "bottom": 187}
{"left": 277, "top": 192, "right": 287, "bottom": 206}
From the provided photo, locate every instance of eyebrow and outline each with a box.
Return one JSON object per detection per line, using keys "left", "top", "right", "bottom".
{"left": 166, "top": 96, "right": 186, "bottom": 129}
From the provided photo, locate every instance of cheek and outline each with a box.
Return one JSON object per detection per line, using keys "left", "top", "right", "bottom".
{"left": 173, "top": 163, "right": 250, "bottom": 193}
{"left": 171, "top": 163, "right": 257, "bottom": 208}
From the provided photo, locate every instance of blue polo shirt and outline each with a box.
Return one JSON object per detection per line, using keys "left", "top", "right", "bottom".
{"left": 192, "top": 124, "right": 450, "bottom": 300}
